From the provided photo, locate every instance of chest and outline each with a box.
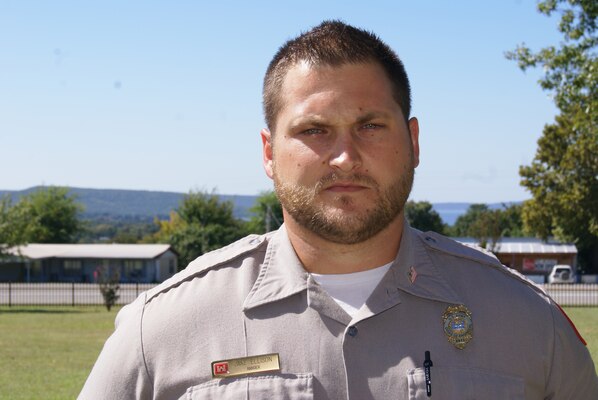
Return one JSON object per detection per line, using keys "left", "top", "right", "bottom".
{"left": 144, "top": 291, "right": 544, "bottom": 399}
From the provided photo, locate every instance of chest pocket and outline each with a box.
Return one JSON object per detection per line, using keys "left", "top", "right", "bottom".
{"left": 183, "top": 373, "right": 313, "bottom": 400}
{"left": 407, "top": 367, "right": 524, "bottom": 400}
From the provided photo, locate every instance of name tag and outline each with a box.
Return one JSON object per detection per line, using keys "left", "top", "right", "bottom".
{"left": 211, "top": 353, "right": 280, "bottom": 378}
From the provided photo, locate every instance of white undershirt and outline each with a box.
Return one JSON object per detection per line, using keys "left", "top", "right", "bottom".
{"left": 311, "top": 262, "right": 392, "bottom": 318}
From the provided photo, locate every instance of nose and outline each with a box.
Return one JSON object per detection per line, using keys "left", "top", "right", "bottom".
{"left": 328, "top": 133, "right": 362, "bottom": 172}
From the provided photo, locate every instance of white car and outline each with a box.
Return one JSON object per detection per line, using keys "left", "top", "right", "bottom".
{"left": 547, "top": 265, "right": 575, "bottom": 284}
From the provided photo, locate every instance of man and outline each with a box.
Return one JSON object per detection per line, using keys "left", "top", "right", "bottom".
{"left": 80, "top": 21, "right": 598, "bottom": 399}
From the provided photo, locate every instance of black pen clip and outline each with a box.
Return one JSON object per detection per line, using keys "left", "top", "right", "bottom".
{"left": 423, "top": 350, "right": 433, "bottom": 397}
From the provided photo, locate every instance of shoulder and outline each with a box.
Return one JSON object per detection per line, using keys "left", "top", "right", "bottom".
{"left": 144, "top": 233, "right": 271, "bottom": 304}
{"left": 416, "top": 230, "right": 501, "bottom": 267}
{"left": 414, "top": 229, "right": 549, "bottom": 298}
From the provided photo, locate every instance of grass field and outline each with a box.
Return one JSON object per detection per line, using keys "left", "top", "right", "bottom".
{"left": 0, "top": 306, "right": 597, "bottom": 399}
{"left": 564, "top": 307, "right": 598, "bottom": 362}
{"left": 0, "top": 306, "right": 118, "bottom": 400}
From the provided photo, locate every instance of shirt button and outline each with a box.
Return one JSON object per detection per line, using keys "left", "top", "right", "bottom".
{"left": 347, "top": 326, "right": 358, "bottom": 337}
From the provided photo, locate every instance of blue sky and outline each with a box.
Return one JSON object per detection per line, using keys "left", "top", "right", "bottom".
{"left": 0, "top": 1, "right": 562, "bottom": 202}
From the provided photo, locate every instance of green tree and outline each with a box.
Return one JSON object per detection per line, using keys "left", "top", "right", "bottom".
{"left": 450, "top": 203, "right": 526, "bottom": 251}
{"left": 0, "top": 195, "right": 27, "bottom": 257}
{"left": 0, "top": 187, "right": 83, "bottom": 254}
{"left": 450, "top": 204, "right": 502, "bottom": 250}
{"left": 404, "top": 201, "right": 446, "bottom": 234}
{"left": 506, "top": 0, "right": 596, "bottom": 114}
{"left": 499, "top": 203, "right": 528, "bottom": 237}
{"left": 151, "top": 191, "right": 245, "bottom": 269}
{"left": 468, "top": 209, "right": 504, "bottom": 252}
{"left": 451, "top": 204, "right": 490, "bottom": 237}
{"left": 506, "top": 0, "right": 598, "bottom": 272}
{"left": 18, "top": 187, "right": 84, "bottom": 243}
{"left": 245, "top": 191, "right": 283, "bottom": 234}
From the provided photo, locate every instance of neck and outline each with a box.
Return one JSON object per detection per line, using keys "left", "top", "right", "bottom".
{"left": 284, "top": 214, "right": 405, "bottom": 274}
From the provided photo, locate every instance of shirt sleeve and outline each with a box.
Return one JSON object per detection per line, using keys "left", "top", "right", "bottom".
{"left": 78, "top": 293, "right": 152, "bottom": 400}
{"left": 545, "top": 301, "right": 598, "bottom": 398}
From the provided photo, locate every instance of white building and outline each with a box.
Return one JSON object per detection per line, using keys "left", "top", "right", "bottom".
{"left": 0, "top": 243, "right": 178, "bottom": 283}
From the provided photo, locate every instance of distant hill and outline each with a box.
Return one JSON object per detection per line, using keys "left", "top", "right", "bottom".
{"left": 0, "top": 187, "right": 257, "bottom": 221}
{"left": 0, "top": 186, "right": 518, "bottom": 225}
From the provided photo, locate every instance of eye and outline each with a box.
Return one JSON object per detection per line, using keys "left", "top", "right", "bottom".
{"left": 358, "top": 123, "right": 385, "bottom": 139}
{"left": 301, "top": 128, "right": 325, "bottom": 135}
{"left": 362, "top": 123, "right": 381, "bottom": 130}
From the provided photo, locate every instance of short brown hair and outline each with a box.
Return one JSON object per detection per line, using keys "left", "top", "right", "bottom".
{"left": 263, "top": 20, "right": 411, "bottom": 132}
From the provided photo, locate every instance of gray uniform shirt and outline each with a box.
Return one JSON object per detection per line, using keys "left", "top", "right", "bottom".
{"left": 80, "top": 223, "right": 598, "bottom": 399}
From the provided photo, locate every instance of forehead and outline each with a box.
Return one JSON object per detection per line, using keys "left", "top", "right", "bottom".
{"left": 276, "top": 61, "right": 401, "bottom": 124}
{"left": 281, "top": 60, "right": 391, "bottom": 96}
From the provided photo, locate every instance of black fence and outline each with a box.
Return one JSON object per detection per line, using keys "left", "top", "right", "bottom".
{"left": 1, "top": 283, "right": 598, "bottom": 307}
{"left": 543, "top": 284, "right": 598, "bottom": 307}
{"left": 0, "top": 283, "right": 157, "bottom": 307}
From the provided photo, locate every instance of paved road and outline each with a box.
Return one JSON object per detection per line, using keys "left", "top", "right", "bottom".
{"left": 1, "top": 283, "right": 597, "bottom": 307}
{"left": 0, "top": 283, "right": 156, "bottom": 306}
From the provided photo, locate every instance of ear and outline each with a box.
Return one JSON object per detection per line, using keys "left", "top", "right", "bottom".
{"left": 408, "top": 117, "right": 420, "bottom": 168}
{"left": 261, "top": 128, "right": 274, "bottom": 179}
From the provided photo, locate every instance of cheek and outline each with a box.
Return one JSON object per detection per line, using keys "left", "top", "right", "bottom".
{"left": 366, "top": 144, "right": 411, "bottom": 174}
{"left": 278, "top": 142, "right": 318, "bottom": 167}
{"left": 274, "top": 152, "right": 322, "bottom": 183}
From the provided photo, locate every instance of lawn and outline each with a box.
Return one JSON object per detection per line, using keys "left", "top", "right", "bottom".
{"left": 0, "top": 306, "right": 596, "bottom": 399}
{"left": 0, "top": 306, "right": 118, "bottom": 400}
{"left": 564, "top": 307, "right": 598, "bottom": 363}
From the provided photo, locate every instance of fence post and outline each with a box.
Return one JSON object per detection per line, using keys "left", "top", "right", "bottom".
{"left": 136, "top": 282, "right": 139, "bottom": 297}
{"left": 8, "top": 282, "right": 11, "bottom": 308}
{"left": 72, "top": 282, "right": 75, "bottom": 307}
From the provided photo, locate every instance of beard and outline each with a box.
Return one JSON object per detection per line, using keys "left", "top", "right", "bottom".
{"left": 274, "top": 161, "right": 414, "bottom": 245}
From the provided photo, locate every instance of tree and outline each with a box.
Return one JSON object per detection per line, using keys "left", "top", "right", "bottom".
{"left": 1, "top": 187, "right": 83, "bottom": 257}
{"left": 519, "top": 109, "right": 597, "bottom": 271}
{"left": 451, "top": 204, "right": 491, "bottom": 237}
{"left": 506, "top": 0, "right": 598, "bottom": 272}
{"left": 19, "top": 187, "right": 83, "bottom": 243}
{"left": 94, "top": 265, "right": 120, "bottom": 311}
{"left": 506, "top": 0, "right": 596, "bottom": 114}
{"left": 404, "top": 201, "right": 446, "bottom": 234}
{"left": 451, "top": 204, "right": 502, "bottom": 250}
{"left": 245, "top": 191, "right": 284, "bottom": 234}
{"left": 499, "top": 203, "right": 528, "bottom": 237}
{"left": 450, "top": 203, "right": 526, "bottom": 251}
{"left": 0, "top": 195, "right": 27, "bottom": 258}
{"left": 468, "top": 209, "right": 504, "bottom": 252}
{"left": 151, "top": 191, "right": 245, "bottom": 269}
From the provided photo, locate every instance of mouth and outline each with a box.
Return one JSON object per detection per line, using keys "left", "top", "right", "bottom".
{"left": 316, "top": 173, "right": 378, "bottom": 194}
{"left": 324, "top": 182, "right": 369, "bottom": 193}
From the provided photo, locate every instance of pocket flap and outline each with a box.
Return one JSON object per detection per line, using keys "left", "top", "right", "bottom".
{"left": 185, "top": 373, "right": 313, "bottom": 400}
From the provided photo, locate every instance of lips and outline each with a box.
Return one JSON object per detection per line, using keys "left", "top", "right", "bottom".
{"left": 316, "top": 173, "right": 377, "bottom": 193}
{"left": 324, "top": 182, "right": 368, "bottom": 192}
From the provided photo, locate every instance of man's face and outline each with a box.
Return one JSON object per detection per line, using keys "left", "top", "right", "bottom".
{"left": 261, "top": 61, "right": 420, "bottom": 244}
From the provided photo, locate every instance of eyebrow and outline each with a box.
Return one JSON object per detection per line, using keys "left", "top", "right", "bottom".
{"left": 289, "top": 111, "right": 391, "bottom": 130}
{"left": 355, "top": 112, "right": 391, "bottom": 124}
{"left": 288, "top": 116, "right": 330, "bottom": 130}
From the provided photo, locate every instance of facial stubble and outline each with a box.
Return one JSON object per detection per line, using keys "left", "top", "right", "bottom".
{"left": 273, "top": 155, "right": 415, "bottom": 245}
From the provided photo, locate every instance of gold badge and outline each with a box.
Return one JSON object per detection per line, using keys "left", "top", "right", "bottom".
{"left": 442, "top": 305, "right": 473, "bottom": 350}
{"left": 211, "top": 353, "right": 280, "bottom": 378}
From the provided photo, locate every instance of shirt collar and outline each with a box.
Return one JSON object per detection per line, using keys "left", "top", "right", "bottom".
{"left": 243, "top": 221, "right": 462, "bottom": 313}
{"left": 242, "top": 225, "right": 308, "bottom": 311}
{"left": 386, "top": 221, "right": 462, "bottom": 304}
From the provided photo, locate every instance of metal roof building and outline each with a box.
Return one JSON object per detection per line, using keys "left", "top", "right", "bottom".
{"left": 1, "top": 243, "right": 178, "bottom": 283}
{"left": 456, "top": 237, "right": 577, "bottom": 276}
{"left": 9, "top": 243, "right": 173, "bottom": 260}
